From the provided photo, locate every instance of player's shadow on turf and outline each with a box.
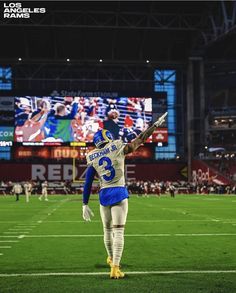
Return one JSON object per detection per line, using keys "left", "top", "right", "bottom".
{"left": 95, "top": 263, "right": 132, "bottom": 269}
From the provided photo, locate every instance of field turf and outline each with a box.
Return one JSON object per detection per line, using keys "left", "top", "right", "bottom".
{"left": 0, "top": 194, "right": 236, "bottom": 293}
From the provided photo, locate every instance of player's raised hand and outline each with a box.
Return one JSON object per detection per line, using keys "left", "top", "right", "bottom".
{"left": 82, "top": 205, "right": 94, "bottom": 222}
{"left": 73, "top": 97, "right": 81, "bottom": 103}
{"left": 154, "top": 112, "right": 168, "bottom": 128}
{"left": 41, "top": 100, "right": 51, "bottom": 113}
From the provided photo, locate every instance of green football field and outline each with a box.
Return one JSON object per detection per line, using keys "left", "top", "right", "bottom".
{"left": 0, "top": 194, "right": 236, "bottom": 293}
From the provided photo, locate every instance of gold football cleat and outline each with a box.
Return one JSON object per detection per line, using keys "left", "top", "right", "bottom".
{"left": 110, "top": 265, "right": 125, "bottom": 279}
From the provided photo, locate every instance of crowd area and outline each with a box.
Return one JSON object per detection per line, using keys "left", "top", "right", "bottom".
{"left": 1, "top": 180, "right": 236, "bottom": 198}
{"left": 127, "top": 180, "right": 236, "bottom": 196}
{"left": 207, "top": 159, "right": 236, "bottom": 181}
{"left": 0, "top": 180, "right": 73, "bottom": 196}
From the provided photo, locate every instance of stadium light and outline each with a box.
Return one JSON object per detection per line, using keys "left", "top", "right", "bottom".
{"left": 99, "top": 59, "right": 103, "bottom": 63}
{"left": 66, "top": 58, "right": 70, "bottom": 62}
{"left": 146, "top": 60, "right": 150, "bottom": 63}
{"left": 18, "top": 57, "right": 22, "bottom": 61}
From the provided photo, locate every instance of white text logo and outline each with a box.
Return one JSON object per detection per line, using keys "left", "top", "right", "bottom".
{"left": 3, "top": 2, "right": 46, "bottom": 19}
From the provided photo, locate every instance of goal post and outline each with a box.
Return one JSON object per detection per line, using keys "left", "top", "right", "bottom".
{"left": 72, "top": 149, "right": 99, "bottom": 184}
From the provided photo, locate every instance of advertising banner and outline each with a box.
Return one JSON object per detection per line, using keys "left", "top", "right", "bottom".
{"left": 0, "top": 126, "right": 14, "bottom": 141}
{"left": 191, "top": 159, "right": 232, "bottom": 185}
{"left": 0, "top": 163, "right": 186, "bottom": 182}
{"left": 152, "top": 128, "right": 168, "bottom": 143}
{"left": 14, "top": 145, "right": 154, "bottom": 160}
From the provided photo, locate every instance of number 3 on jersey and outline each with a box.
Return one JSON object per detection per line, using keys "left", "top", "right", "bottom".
{"left": 98, "top": 156, "right": 116, "bottom": 181}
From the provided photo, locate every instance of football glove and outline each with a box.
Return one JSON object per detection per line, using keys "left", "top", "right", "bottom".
{"left": 82, "top": 205, "right": 94, "bottom": 222}
{"left": 154, "top": 112, "right": 168, "bottom": 128}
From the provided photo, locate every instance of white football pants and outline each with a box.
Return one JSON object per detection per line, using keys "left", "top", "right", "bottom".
{"left": 100, "top": 198, "right": 128, "bottom": 227}
{"left": 25, "top": 191, "right": 30, "bottom": 203}
{"left": 39, "top": 188, "right": 48, "bottom": 200}
{"left": 100, "top": 198, "right": 128, "bottom": 266}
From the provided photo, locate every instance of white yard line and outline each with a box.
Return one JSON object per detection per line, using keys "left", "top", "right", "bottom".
{"left": 174, "top": 233, "right": 236, "bottom": 236}
{"left": 0, "top": 221, "right": 18, "bottom": 223}
{"left": 16, "top": 224, "right": 37, "bottom": 226}
{"left": 1, "top": 219, "right": 230, "bottom": 225}
{"left": 17, "top": 233, "right": 236, "bottom": 239}
{"left": 0, "top": 236, "right": 19, "bottom": 238}
{"left": 11, "top": 226, "right": 35, "bottom": 228}
{"left": 201, "top": 199, "right": 221, "bottom": 201}
{"left": 3, "top": 231, "right": 29, "bottom": 234}
{"left": 15, "top": 226, "right": 36, "bottom": 228}
{"left": 0, "top": 200, "right": 68, "bottom": 256}
{"left": 0, "top": 241, "right": 19, "bottom": 243}
{"left": 0, "top": 219, "right": 225, "bottom": 224}
{"left": 9, "top": 229, "right": 33, "bottom": 231}
{"left": 222, "top": 221, "right": 236, "bottom": 224}
{"left": 1, "top": 270, "right": 236, "bottom": 277}
{"left": 3, "top": 232, "right": 20, "bottom": 234}
{"left": 41, "top": 219, "right": 222, "bottom": 223}
{"left": 34, "top": 199, "right": 69, "bottom": 225}
{"left": 161, "top": 207, "right": 221, "bottom": 222}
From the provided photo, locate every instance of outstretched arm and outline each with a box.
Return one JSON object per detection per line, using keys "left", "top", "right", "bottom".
{"left": 83, "top": 166, "right": 96, "bottom": 204}
{"left": 82, "top": 165, "right": 96, "bottom": 222}
{"left": 124, "top": 112, "right": 167, "bottom": 155}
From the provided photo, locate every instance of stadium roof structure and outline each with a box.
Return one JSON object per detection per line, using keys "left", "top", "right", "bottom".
{"left": 0, "top": 1, "right": 236, "bottom": 91}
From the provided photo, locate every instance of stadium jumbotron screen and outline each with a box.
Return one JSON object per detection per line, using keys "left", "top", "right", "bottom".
{"left": 14, "top": 96, "right": 167, "bottom": 145}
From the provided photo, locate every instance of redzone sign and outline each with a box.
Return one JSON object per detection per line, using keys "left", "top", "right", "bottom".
{"left": 32, "top": 164, "right": 137, "bottom": 181}
{"left": 0, "top": 163, "right": 186, "bottom": 181}
{"left": 32, "top": 164, "right": 79, "bottom": 181}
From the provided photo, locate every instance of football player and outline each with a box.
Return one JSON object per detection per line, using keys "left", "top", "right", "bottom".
{"left": 12, "top": 183, "right": 23, "bottom": 201}
{"left": 39, "top": 181, "right": 49, "bottom": 201}
{"left": 24, "top": 181, "right": 32, "bottom": 203}
{"left": 82, "top": 112, "right": 167, "bottom": 279}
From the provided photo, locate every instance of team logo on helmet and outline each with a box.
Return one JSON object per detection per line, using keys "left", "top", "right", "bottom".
{"left": 93, "top": 129, "right": 114, "bottom": 148}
